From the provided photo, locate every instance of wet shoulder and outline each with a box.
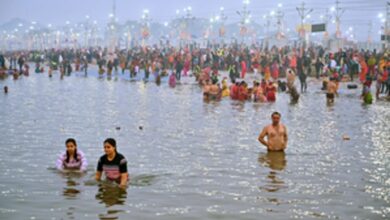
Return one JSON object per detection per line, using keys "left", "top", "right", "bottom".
{"left": 282, "top": 124, "right": 287, "bottom": 132}
{"left": 77, "top": 150, "right": 86, "bottom": 157}
{"left": 99, "top": 154, "right": 108, "bottom": 162}
{"left": 265, "top": 124, "right": 274, "bottom": 131}
{"left": 115, "top": 153, "right": 125, "bottom": 160}
{"left": 115, "top": 153, "right": 127, "bottom": 164}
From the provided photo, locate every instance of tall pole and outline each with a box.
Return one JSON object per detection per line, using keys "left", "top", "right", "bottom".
{"left": 219, "top": 7, "right": 228, "bottom": 44}
{"left": 385, "top": 1, "right": 390, "bottom": 50}
{"left": 141, "top": 9, "right": 151, "bottom": 44}
{"left": 84, "top": 15, "right": 90, "bottom": 48}
{"left": 109, "top": 0, "right": 117, "bottom": 50}
{"left": 238, "top": 0, "right": 251, "bottom": 44}
{"left": 276, "top": 4, "right": 284, "bottom": 40}
{"left": 322, "top": 9, "right": 332, "bottom": 39}
{"left": 113, "top": 0, "right": 116, "bottom": 20}
{"left": 262, "top": 14, "right": 271, "bottom": 47}
{"left": 184, "top": 7, "right": 193, "bottom": 45}
{"left": 367, "top": 21, "right": 372, "bottom": 46}
{"left": 296, "top": 2, "right": 313, "bottom": 47}
{"left": 334, "top": 0, "right": 345, "bottom": 38}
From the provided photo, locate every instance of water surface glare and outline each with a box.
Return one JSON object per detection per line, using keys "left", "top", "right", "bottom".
{"left": 0, "top": 72, "right": 389, "bottom": 219}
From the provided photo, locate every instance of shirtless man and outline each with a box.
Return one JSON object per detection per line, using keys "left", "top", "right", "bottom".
{"left": 209, "top": 82, "right": 220, "bottom": 100}
{"left": 326, "top": 78, "right": 338, "bottom": 104}
{"left": 203, "top": 79, "right": 211, "bottom": 101}
{"left": 258, "top": 112, "right": 288, "bottom": 151}
{"left": 286, "top": 69, "right": 296, "bottom": 91}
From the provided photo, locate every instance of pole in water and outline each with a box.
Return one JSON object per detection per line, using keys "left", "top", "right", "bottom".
{"left": 4, "top": 86, "right": 8, "bottom": 94}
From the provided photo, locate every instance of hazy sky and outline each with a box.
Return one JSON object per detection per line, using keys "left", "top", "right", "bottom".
{"left": 0, "top": 0, "right": 386, "bottom": 41}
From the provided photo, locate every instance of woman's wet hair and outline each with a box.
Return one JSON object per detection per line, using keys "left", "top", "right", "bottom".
{"left": 104, "top": 138, "right": 117, "bottom": 150}
{"left": 65, "top": 138, "right": 77, "bottom": 146}
{"left": 65, "top": 138, "right": 78, "bottom": 163}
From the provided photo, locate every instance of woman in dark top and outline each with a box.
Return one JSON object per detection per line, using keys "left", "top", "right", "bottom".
{"left": 95, "top": 138, "right": 128, "bottom": 188}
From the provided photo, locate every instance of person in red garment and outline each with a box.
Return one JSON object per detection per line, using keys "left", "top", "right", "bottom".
{"left": 241, "top": 59, "right": 247, "bottom": 79}
{"left": 266, "top": 81, "right": 277, "bottom": 102}
{"left": 230, "top": 81, "right": 239, "bottom": 100}
{"left": 238, "top": 81, "right": 249, "bottom": 101}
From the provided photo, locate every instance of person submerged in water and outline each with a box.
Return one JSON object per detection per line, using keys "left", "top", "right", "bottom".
{"left": 56, "top": 138, "right": 88, "bottom": 172}
{"left": 253, "top": 82, "right": 267, "bottom": 102}
{"left": 361, "top": 81, "right": 373, "bottom": 104}
{"left": 266, "top": 81, "right": 277, "bottom": 102}
{"left": 95, "top": 138, "right": 128, "bottom": 188}
{"left": 258, "top": 112, "right": 288, "bottom": 151}
{"left": 221, "top": 78, "right": 230, "bottom": 98}
{"left": 208, "top": 81, "right": 221, "bottom": 101}
{"left": 169, "top": 71, "right": 176, "bottom": 88}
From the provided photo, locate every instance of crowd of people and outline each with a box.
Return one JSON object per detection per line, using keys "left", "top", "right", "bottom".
{"left": 1, "top": 43, "right": 390, "bottom": 104}
{"left": 2, "top": 44, "right": 389, "bottom": 190}
{"left": 57, "top": 111, "right": 287, "bottom": 189}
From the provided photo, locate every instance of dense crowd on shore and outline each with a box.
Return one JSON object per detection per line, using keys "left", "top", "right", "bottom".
{"left": 1, "top": 43, "right": 389, "bottom": 104}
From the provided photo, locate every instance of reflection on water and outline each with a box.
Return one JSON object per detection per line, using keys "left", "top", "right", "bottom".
{"left": 258, "top": 151, "right": 287, "bottom": 193}
{"left": 98, "top": 209, "right": 123, "bottom": 220}
{"left": 0, "top": 71, "right": 389, "bottom": 219}
{"left": 259, "top": 151, "right": 287, "bottom": 171}
{"left": 63, "top": 179, "right": 80, "bottom": 198}
{"left": 95, "top": 183, "right": 127, "bottom": 207}
{"left": 60, "top": 171, "right": 85, "bottom": 199}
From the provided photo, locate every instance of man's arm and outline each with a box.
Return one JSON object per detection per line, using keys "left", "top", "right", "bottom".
{"left": 258, "top": 127, "right": 269, "bottom": 148}
{"left": 284, "top": 125, "right": 288, "bottom": 144}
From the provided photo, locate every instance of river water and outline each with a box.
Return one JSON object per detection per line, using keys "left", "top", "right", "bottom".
{"left": 0, "top": 70, "right": 389, "bottom": 219}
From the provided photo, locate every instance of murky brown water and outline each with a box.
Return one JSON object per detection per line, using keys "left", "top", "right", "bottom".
{"left": 0, "top": 70, "right": 389, "bottom": 219}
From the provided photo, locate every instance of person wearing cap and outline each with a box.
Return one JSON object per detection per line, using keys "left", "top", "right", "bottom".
{"left": 95, "top": 138, "right": 128, "bottom": 188}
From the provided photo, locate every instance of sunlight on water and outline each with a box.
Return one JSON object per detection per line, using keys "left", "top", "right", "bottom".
{"left": 0, "top": 71, "right": 389, "bottom": 219}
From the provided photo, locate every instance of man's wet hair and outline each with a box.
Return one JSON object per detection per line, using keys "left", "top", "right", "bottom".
{"left": 272, "top": 112, "right": 281, "bottom": 117}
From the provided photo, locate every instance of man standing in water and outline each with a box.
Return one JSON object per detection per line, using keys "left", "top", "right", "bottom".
{"left": 258, "top": 112, "right": 288, "bottom": 151}
{"left": 326, "top": 78, "right": 338, "bottom": 104}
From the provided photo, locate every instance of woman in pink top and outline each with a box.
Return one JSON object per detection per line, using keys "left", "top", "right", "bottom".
{"left": 183, "top": 59, "right": 190, "bottom": 76}
{"left": 56, "top": 138, "right": 87, "bottom": 172}
{"left": 169, "top": 72, "right": 176, "bottom": 88}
